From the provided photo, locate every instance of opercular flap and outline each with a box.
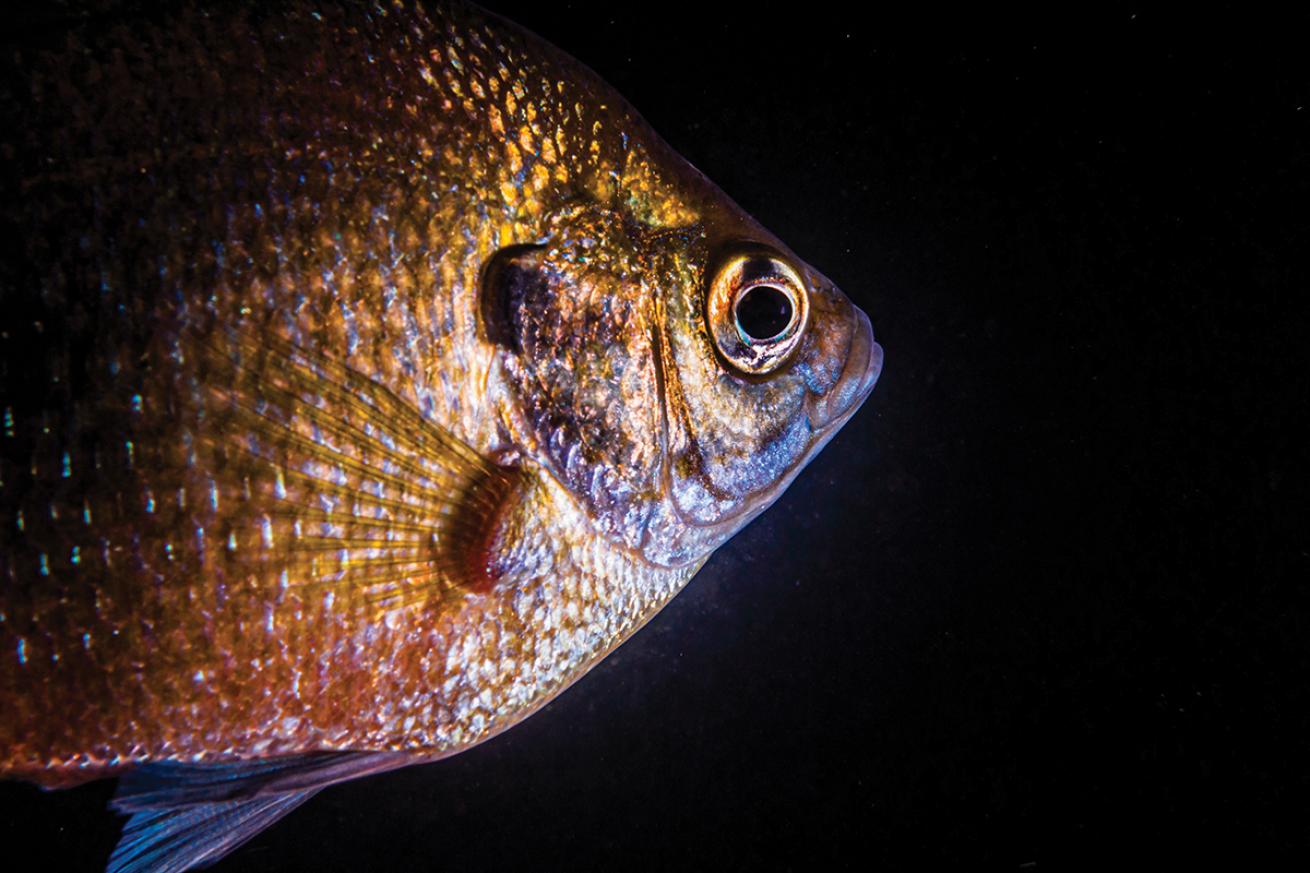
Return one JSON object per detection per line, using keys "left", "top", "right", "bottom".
{"left": 485, "top": 212, "right": 667, "bottom": 552}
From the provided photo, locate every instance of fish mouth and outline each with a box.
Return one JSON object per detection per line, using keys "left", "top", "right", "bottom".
{"left": 805, "top": 304, "right": 883, "bottom": 434}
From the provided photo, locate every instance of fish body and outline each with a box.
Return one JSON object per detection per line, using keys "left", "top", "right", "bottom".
{"left": 0, "top": 1, "right": 881, "bottom": 867}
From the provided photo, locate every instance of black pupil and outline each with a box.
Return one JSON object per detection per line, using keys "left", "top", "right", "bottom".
{"left": 735, "top": 285, "right": 793, "bottom": 341}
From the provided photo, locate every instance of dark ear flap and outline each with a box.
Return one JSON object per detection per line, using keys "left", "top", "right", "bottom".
{"left": 480, "top": 243, "right": 547, "bottom": 353}
{"left": 475, "top": 224, "right": 666, "bottom": 554}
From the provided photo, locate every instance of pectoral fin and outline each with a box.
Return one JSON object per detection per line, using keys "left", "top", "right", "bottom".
{"left": 189, "top": 328, "right": 522, "bottom": 613}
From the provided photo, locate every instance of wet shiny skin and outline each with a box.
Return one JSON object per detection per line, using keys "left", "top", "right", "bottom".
{"left": 0, "top": 0, "right": 880, "bottom": 788}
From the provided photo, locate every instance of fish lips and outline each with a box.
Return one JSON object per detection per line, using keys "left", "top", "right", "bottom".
{"left": 804, "top": 304, "right": 883, "bottom": 433}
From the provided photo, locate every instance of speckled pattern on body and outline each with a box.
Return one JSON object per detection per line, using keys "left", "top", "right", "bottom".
{"left": 0, "top": 0, "right": 880, "bottom": 798}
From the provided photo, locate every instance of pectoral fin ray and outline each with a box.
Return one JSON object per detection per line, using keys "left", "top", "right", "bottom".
{"left": 187, "top": 328, "right": 520, "bottom": 613}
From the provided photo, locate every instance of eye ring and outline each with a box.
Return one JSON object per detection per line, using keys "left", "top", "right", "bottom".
{"left": 707, "top": 249, "right": 809, "bottom": 375}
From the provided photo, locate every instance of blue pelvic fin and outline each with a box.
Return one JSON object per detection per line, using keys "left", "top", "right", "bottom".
{"left": 107, "top": 752, "right": 415, "bottom": 873}
{"left": 107, "top": 789, "right": 319, "bottom": 873}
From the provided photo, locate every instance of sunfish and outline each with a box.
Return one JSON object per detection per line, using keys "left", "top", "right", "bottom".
{"left": 0, "top": 2, "right": 883, "bottom": 870}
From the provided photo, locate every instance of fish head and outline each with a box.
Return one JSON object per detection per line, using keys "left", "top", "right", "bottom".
{"left": 489, "top": 165, "right": 881, "bottom": 568}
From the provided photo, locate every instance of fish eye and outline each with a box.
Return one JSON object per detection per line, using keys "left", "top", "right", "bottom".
{"left": 735, "top": 284, "right": 794, "bottom": 341}
{"left": 707, "top": 250, "right": 809, "bottom": 375}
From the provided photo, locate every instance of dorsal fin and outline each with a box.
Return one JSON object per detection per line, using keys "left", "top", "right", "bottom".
{"left": 187, "top": 327, "right": 522, "bottom": 613}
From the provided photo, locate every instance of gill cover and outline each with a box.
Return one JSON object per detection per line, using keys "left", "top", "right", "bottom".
{"left": 484, "top": 205, "right": 668, "bottom": 552}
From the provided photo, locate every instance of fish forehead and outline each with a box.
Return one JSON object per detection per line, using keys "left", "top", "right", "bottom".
{"left": 0, "top": 0, "right": 716, "bottom": 776}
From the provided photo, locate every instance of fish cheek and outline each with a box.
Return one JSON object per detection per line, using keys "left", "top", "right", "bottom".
{"left": 484, "top": 245, "right": 663, "bottom": 551}
{"left": 660, "top": 270, "right": 814, "bottom": 526}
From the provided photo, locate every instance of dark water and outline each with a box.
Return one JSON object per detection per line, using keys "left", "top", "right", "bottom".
{"left": 2, "top": 3, "right": 1306, "bottom": 869}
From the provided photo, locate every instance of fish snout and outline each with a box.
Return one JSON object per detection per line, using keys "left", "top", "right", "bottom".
{"left": 806, "top": 303, "right": 883, "bottom": 433}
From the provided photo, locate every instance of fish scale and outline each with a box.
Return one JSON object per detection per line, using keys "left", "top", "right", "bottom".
{"left": 0, "top": 1, "right": 880, "bottom": 869}
{"left": 2, "top": 0, "right": 664, "bottom": 774}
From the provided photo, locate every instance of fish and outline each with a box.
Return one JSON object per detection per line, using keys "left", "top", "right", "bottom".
{"left": 0, "top": 1, "right": 883, "bottom": 870}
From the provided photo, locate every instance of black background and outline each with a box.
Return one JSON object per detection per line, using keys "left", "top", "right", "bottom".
{"left": 2, "top": 2, "right": 1307, "bottom": 869}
